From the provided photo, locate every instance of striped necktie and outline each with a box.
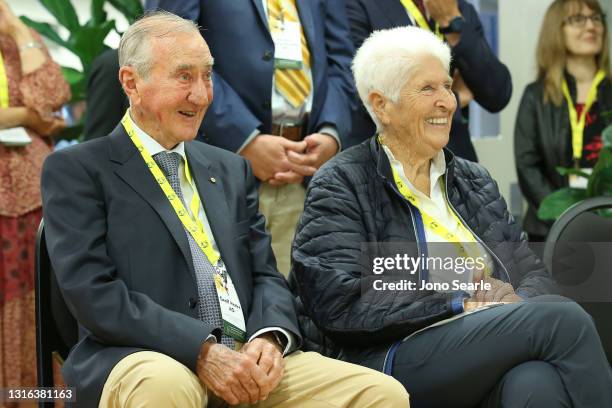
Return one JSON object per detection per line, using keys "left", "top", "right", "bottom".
{"left": 267, "top": 0, "right": 312, "bottom": 108}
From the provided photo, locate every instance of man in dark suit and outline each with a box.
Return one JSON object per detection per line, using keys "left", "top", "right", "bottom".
{"left": 41, "top": 11, "right": 408, "bottom": 408}
{"left": 146, "top": 0, "right": 357, "bottom": 276}
{"left": 83, "top": 49, "right": 128, "bottom": 140}
{"left": 346, "top": 0, "right": 513, "bottom": 161}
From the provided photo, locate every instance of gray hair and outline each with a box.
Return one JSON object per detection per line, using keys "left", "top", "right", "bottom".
{"left": 352, "top": 26, "right": 452, "bottom": 130}
{"left": 118, "top": 10, "right": 200, "bottom": 79}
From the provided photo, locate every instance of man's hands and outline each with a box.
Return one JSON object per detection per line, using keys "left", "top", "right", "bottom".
{"left": 240, "top": 133, "right": 338, "bottom": 185}
{"left": 424, "top": 0, "right": 461, "bottom": 28}
{"left": 196, "top": 335, "right": 285, "bottom": 406}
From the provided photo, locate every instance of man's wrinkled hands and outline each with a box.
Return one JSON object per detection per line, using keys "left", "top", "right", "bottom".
{"left": 197, "top": 342, "right": 271, "bottom": 405}
{"left": 240, "top": 334, "right": 285, "bottom": 400}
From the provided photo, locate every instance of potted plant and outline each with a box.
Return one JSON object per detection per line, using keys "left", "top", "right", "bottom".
{"left": 20, "top": 0, "right": 143, "bottom": 139}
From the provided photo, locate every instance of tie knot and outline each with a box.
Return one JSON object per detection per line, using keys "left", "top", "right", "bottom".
{"left": 154, "top": 151, "right": 181, "bottom": 178}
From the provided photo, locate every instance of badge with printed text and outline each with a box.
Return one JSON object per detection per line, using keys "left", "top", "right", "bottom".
{"left": 213, "top": 261, "right": 246, "bottom": 342}
{"left": 271, "top": 21, "right": 303, "bottom": 69}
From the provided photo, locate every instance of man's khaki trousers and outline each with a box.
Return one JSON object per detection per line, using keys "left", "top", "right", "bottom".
{"left": 258, "top": 183, "right": 306, "bottom": 278}
{"left": 99, "top": 350, "right": 409, "bottom": 407}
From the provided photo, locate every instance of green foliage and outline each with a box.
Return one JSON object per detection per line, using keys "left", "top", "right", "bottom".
{"left": 19, "top": 0, "right": 144, "bottom": 140}
{"left": 539, "top": 121, "right": 612, "bottom": 220}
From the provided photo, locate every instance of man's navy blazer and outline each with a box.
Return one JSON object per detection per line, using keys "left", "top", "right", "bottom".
{"left": 41, "top": 125, "right": 301, "bottom": 406}
{"left": 147, "top": 0, "right": 357, "bottom": 151}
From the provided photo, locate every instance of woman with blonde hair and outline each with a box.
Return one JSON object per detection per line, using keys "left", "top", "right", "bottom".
{"left": 515, "top": 0, "right": 611, "bottom": 243}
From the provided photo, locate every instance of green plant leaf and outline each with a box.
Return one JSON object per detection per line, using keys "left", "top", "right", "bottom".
{"left": 537, "top": 187, "right": 587, "bottom": 220}
{"left": 61, "top": 67, "right": 86, "bottom": 101}
{"left": 68, "top": 21, "right": 115, "bottom": 71}
{"left": 40, "top": 0, "right": 80, "bottom": 32}
{"left": 587, "top": 147, "right": 612, "bottom": 196}
{"left": 603, "top": 124, "right": 612, "bottom": 148}
{"left": 555, "top": 166, "right": 591, "bottom": 178}
{"left": 20, "top": 16, "right": 69, "bottom": 49}
{"left": 107, "top": 0, "right": 144, "bottom": 23}
{"left": 89, "top": 0, "right": 107, "bottom": 26}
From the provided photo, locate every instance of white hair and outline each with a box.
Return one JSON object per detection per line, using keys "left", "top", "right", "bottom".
{"left": 118, "top": 10, "right": 200, "bottom": 79}
{"left": 352, "top": 26, "right": 452, "bottom": 130}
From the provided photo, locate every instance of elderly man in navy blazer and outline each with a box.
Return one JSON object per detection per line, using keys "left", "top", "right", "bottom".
{"left": 146, "top": 0, "right": 357, "bottom": 276}
{"left": 41, "top": 11, "right": 408, "bottom": 408}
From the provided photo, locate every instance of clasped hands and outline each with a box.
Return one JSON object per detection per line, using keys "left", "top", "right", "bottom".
{"left": 463, "top": 267, "right": 523, "bottom": 312}
{"left": 197, "top": 333, "right": 285, "bottom": 406}
{"left": 241, "top": 133, "right": 338, "bottom": 184}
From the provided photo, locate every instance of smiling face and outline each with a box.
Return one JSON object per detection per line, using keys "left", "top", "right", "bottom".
{"left": 563, "top": 2, "right": 605, "bottom": 58}
{"left": 382, "top": 54, "right": 456, "bottom": 156}
{"left": 123, "top": 30, "right": 214, "bottom": 148}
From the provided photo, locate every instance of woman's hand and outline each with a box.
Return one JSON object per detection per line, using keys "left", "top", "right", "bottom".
{"left": 24, "top": 108, "right": 66, "bottom": 137}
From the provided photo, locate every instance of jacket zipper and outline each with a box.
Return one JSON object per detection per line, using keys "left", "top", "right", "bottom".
{"left": 381, "top": 181, "right": 421, "bottom": 373}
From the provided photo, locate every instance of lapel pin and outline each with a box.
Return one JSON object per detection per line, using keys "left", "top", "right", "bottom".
{"left": 209, "top": 177, "right": 216, "bottom": 184}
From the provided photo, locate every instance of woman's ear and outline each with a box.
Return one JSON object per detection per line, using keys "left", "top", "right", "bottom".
{"left": 369, "top": 90, "right": 391, "bottom": 127}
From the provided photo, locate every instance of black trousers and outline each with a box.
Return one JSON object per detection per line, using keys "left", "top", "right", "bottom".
{"left": 392, "top": 295, "right": 612, "bottom": 408}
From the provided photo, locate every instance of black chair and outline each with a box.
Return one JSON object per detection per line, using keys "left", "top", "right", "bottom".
{"left": 35, "top": 220, "right": 78, "bottom": 405}
{"left": 543, "top": 196, "right": 612, "bottom": 363}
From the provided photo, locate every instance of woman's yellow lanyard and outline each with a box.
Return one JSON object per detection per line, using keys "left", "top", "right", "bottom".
{"left": 120, "top": 111, "right": 220, "bottom": 265}
{"left": 0, "top": 51, "right": 10, "bottom": 108}
{"left": 389, "top": 163, "right": 491, "bottom": 277}
{"left": 562, "top": 69, "right": 606, "bottom": 165}
{"left": 398, "top": 0, "right": 442, "bottom": 39}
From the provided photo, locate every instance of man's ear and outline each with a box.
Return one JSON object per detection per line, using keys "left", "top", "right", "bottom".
{"left": 368, "top": 90, "right": 390, "bottom": 127}
{"left": 119, "top": 66, "right": 140, "bottom": 105}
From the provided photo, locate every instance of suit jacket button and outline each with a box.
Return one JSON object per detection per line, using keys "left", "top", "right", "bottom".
{"left": 188, "top": 298, "right": 198, "bottom": 309}
{"left": 262, "top": 50, "right": 273, "bottom": 61}
{"left": 262, "top": 101, "right": 271, "bottom": 109}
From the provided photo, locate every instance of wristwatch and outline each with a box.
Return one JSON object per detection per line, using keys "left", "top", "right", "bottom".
{"left": 439, "top": 16, "right": 465, "bottom": 34}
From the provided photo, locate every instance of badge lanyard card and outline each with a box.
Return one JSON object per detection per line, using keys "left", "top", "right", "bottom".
{"left": 270, "top": 1, "right": 304, "bottom": 69}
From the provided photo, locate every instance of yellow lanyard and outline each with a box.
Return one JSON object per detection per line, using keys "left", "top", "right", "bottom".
{"left": 398, "top": 0, "right": 442, "bottom": 39}
{"left": 121, "top": 111, "right": 220, "bottom": 265}
{"left": 0, "top": 51, "right": 9, "bottom": 108}
{"left": 562, "top": 69, "right": 606, "bottom": 163}
{"left": 389, "top": 157, "right": 491, "bottom": 277}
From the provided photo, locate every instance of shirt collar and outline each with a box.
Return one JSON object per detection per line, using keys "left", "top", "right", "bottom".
{"left": 382, "top": 145, "right": 447, "bottom": 184}
{"left": 127, "top": 109, "right": 186, "bottom": 161}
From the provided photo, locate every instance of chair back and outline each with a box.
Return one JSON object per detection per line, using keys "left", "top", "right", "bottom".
{"left": 35, "top": 220, "right": 78, "bottom": 390}
{"left": 543, "top": 197, "right": 612, "bottom": 363}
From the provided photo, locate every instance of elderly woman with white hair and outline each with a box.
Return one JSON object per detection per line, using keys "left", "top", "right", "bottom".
{"left": 290, "top": 26, "right": 612, "bottom": 407}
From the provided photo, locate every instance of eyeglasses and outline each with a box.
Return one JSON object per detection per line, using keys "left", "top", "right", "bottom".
{"left": 565, "top": 13, "right": 606, "bottom": 27}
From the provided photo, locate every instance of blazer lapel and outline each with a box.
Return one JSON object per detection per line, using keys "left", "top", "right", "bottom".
{"left": 296, "top": 0, "right": 315, "bottom": 58}
{"left": 378, "top": 0, "right": 412, "bottom": 27}
{"left": 185, "top": 144, "right": 249, "bottom": 307}
{"left": 108, "top": 125, "right": 196, "bottom": 281}
{"left": 251, "top": 0, "right": 269, "bottom": 32}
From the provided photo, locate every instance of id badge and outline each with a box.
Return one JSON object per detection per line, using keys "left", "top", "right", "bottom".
{"left": 271, "top": 21, "right": 303, "bottom": 69}
{"left": 213, "top": 261, "right": 247, "bottom": 342}
{"left": 568, "top": 168, "right": 592, "bottom": 189}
